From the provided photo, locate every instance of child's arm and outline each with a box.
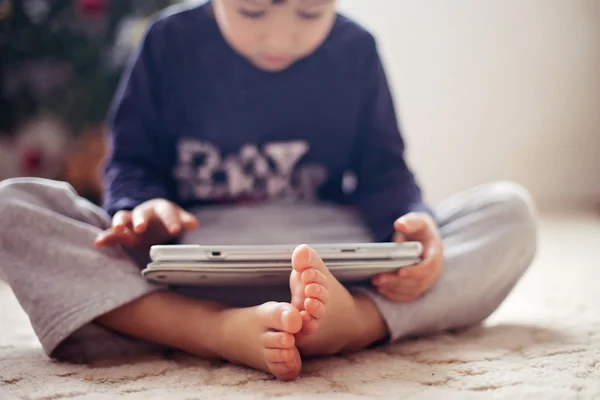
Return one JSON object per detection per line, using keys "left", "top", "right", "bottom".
{"left": 102, "top": 20, "right": 177, "bottom": 217}
{"left": 351, "top": 36, "right": 433, "bottom": 242}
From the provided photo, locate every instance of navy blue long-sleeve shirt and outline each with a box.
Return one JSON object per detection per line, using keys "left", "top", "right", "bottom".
{"left": 103, "top": 1, "right": 429, "bottom": 242}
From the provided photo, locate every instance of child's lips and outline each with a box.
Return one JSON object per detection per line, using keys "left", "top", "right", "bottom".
{"left": 261, "top": 54, "right": 292, "bottom": 66}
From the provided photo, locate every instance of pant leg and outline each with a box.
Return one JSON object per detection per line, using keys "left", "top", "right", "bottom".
{"left": 359, "top": 181, "right": 538, "bottom": 341}
{"left": 0, "top": 178, "right": 163, "bottom": 362}
{"left": 0, "top": 186, "right": 374, "bottom": 360}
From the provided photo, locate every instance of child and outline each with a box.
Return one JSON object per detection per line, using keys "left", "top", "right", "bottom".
{"left": 0, "top": 0, "right": 537, "bottom": 381}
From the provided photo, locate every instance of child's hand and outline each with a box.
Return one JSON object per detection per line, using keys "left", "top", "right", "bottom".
{"left": 372, "top": 213, "right": 444, "bottom": 302}
{"left": 94, "top": 199, "right": 199, "bottom": 248}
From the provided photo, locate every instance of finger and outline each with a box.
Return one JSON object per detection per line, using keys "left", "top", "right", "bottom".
{"left": 132, "top": 207, "right": 154, "bottom": 234}
{"left": 112, "top": 211, "right": 132, "bottom": 232}
{"left": 395, "top": 214, "right": 438, "bottom": 244}
{"left": 394, "top": 278, "right": 423, "bottom": 291}
{"left": 421, "top": 235, "right": 443, "bottom": 260}
{"left": 393, "top": 231, "right": 406, "bottom": 243}
{"left": 118, "top": 229, "right": 141, "bottom": 247}
{"left": 155, "top": 204, "right": 182, "bottom": 235}
{"left": 377, "top": 286, "right": 418, "bottom": 303}
{"left": 398, "top": 258, "right": 436, "bottom": 280}
{"left": 374, "top": 274, "right": 422, "bottom": 294}
{"left": 371, "top": 272, "right": 399, "bottom": 287}
{"left": 94, "top": 228, "right": 138, "bottom": 248}
{"left": 179, "top": 209, "right": 200, "bottom": 231}
{"left": 94, "top": 230, "right": 111, "bottom": 246}
{"left": 394, "top": 213, "right": 430, "bottom": 237}
{"left": 381, "top": 279, "right": 425, "bottom": 299}
{"left": 400, "top": 240, "right": 443, "bottom": 278}
{"left": 95, "top": 229, "right": 119, "bottom": 246}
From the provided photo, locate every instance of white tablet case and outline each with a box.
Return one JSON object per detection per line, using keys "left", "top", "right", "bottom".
{"left": 150, "top": 242, "right": 423, "bottom": 263}
{"left": 142, "top": 258, "right": 421, "bottom": 286}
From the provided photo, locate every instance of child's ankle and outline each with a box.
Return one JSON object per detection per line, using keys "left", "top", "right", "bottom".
{"left": 181, "top": 303, "right": 229, "bottom": 359}
{"left": 343, "top": 294, "right": 389, "bottom": 352}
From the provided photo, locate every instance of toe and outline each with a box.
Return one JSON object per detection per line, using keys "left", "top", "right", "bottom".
{"left": 268, "top": 358, "right": 301, "bottom": 381}
{"left": 264, "top": 348, "right": 297, "bottom": 363}
{"left": 301, "top": 268, "right": 328, "bottom": 288}
{"left": 289, "top": 271, "right": 306, "bottom": 311}
{"left": 304, "top": 297, "right": 326, "bottom": 319}
{"left": 305, "top": 283, "right": 329, "bottom": 304}
{"left": 258, "top": 302, "right": 303, "bottom": 334}
{"left": 299, "top": 317, "right": 319, "bottom": 335}
{"left": 292, "top": 245, "right": 330, "bottom": 277}
{"left": 300, "top": 310, "right": 311, "bottom": 322}
{"left": 262, "top": 331, "right": 295, "bottom": 349}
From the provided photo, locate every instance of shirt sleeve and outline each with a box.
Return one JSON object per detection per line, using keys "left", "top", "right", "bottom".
{"left": 102, "top": 21, "right": 177, "bottom": 216}
{"left": 352, "top": 35, "right": 433, "bottom": 242}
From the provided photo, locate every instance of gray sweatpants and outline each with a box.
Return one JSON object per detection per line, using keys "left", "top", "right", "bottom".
{"left": 0, "top": 178, "right": 537, "bottom": 362}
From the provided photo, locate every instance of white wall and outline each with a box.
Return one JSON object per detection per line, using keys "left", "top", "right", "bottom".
{"left": 338, "top": 0, "right": 600, "bottom": 210}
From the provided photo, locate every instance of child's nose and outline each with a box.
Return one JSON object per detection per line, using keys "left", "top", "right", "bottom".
{"left": 262, "top": 25, "right": 295, "bottom": 53}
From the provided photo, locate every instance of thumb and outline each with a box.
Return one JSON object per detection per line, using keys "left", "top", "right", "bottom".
{"left": 394, "top": 213, "right": 428, "bottom": 236}
{"left": 179, "top": 209, "right": 200, "bottom": 230}
{"left": 392, "top": 231, "right": 405, "bottom": 243}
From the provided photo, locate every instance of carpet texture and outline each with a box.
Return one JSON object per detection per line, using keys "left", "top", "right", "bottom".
{"left": 1, "top": 213, "right": 599, "bottom": 399}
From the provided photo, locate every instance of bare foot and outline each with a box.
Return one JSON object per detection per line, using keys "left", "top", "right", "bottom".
{"left": 212, "top": 302, "right": 303, "bottom": 381}
{"left": 290, "top": 245, "right": 389, "bottom": 357}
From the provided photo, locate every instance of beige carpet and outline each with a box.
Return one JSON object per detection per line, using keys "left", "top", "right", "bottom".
{"left": 1, "top": 213, "right": 599, "bottom": 399}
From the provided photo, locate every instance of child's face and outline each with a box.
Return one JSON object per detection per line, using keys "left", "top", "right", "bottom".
{"left": 214, "top": 0, "right": 337, "bottom": 72}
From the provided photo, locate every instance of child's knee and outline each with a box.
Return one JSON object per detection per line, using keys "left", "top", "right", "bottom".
{"left": 483, "top": 181, "right": 537, "bottom": 255}
{"left": 0, "top": 179, "right": 32, "bottom": 221}
{"left": 0, "top": 178, "right": 82, "bottom": 219}
{"left": 0, "top": 178, "right": 31, "bottom": 202}
{"left": 0, "top": 177, "right": 70, "bottom": 206}
{"left": 483, "top": 182, "right": 536, "bottom": 222}
{"left": 466, "top": 182, "right": 538, "bottom": 281}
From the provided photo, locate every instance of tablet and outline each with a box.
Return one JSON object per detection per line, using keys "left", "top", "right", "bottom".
{"left": 149, "top": 242, "right": 423, "bottom": 263}
{"left": 142, "top": 258, "right": 421, "bottom": 286}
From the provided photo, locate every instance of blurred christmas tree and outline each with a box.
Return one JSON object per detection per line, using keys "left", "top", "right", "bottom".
{"left": 0, "top": 0, "right": 181, "bottom": 136}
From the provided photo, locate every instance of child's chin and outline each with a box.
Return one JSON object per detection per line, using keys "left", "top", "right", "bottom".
{"left": 252, "top": 58, "right": 295, "bottom": 72}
